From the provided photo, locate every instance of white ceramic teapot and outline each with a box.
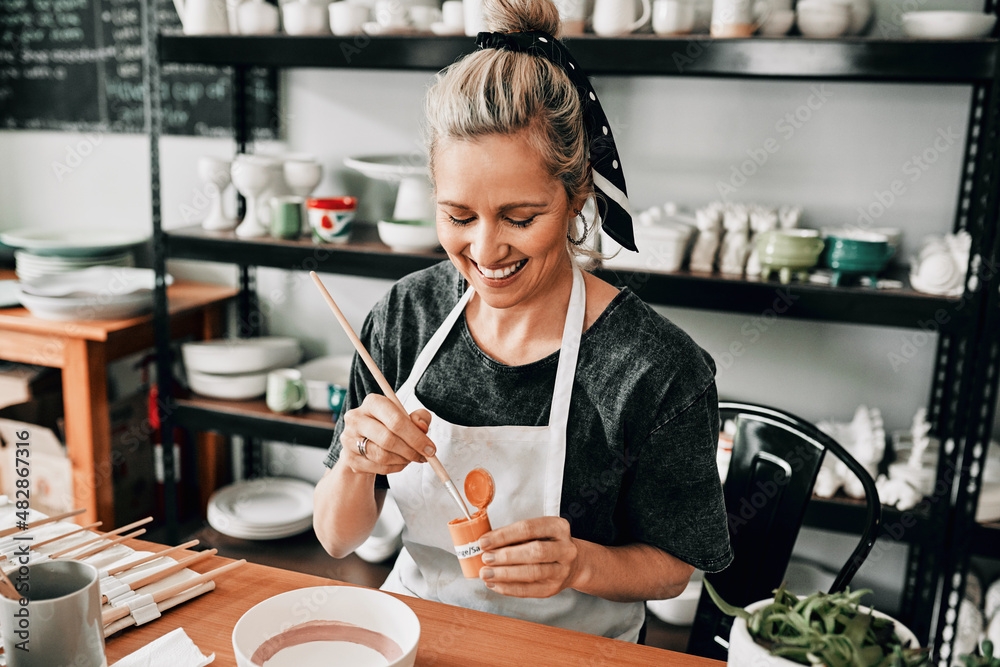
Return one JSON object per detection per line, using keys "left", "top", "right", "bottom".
{"left": 593, "top": 0, "right": 652, "bottom": 36}
{"left": 172, "top": 0, "right": 230, "bottom": 34}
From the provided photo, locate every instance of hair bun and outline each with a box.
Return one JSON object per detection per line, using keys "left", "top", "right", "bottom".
{"left": 482, "top": 0, "right": 562, "bottom": 38}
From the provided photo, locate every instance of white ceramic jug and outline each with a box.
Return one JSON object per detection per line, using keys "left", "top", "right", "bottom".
{"left": 592, "top": 0, "right": 652, "bottom": 35}
{"left": 172, "top": 0, "right": 230, "bottom": 34}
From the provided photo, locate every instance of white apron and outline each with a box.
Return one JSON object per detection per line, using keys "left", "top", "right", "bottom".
{"left": 381, "top": 264, "right": 644, "bottom": 642}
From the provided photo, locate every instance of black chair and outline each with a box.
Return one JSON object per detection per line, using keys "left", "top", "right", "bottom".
{"left": 685, "top": 401, "right": 883, "bottom": 660}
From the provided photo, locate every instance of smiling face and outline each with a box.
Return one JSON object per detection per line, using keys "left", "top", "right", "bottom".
{"left": 434, "top": 132, "right": 580, "bottom": 311}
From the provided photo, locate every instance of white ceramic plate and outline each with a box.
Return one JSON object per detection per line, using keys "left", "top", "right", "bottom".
{"left": 209, "top": 478, "right": 315, "bottom": 528}
{"left": 19, "top": 267, "right": 169, "bottom": 298}
{"left": 0, "top": 229, "right": 150, "bottom": 257}
{"left": 343, "top": 154, "right": 428, "bottom": 181}
{"left": 16, "top": 290, "right": 154, "bottom": 321}
{"left": 902, "top": 11, "right": 996, "bottom": 38}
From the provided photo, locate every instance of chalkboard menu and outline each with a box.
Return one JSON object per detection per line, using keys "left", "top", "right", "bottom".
{"left": 0, "top": 0, "right": 277, "bottom": 137}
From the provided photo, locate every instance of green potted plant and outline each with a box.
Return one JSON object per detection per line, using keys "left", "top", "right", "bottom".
{"left": 704, "top": 580, "right": 928, "bottom": 667}
{"left": 959, "top": 640, "right": 1000, "bottom": 667}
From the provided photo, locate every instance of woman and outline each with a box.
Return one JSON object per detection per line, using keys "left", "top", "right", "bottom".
{"left": 314, "top": 0, "right": 732, "bottom": 642}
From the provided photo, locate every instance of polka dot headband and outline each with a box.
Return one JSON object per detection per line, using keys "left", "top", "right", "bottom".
{"left": 476, "top": 30, "right": 637, "bottom": 252}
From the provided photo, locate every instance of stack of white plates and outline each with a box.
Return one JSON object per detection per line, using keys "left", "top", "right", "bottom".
{"left": 207, "top": 477, "right": 314, "bottom": 540}
{"left": 14, "top": 250, "right": 134, "bottom": 281}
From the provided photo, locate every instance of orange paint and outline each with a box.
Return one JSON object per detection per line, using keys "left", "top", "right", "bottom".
{"left": 447, "top": 468, "right": 495, "bottom": 578}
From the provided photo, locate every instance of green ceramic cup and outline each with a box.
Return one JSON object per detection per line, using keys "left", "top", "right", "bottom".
{"left": 755, "top": 229, "right": 825, "bottom": 269}
{"left": 270, "top": 196, "right": 305, "bottom": 239}
{"left": 824, "top": 231, "right": 895, "bottom": 274}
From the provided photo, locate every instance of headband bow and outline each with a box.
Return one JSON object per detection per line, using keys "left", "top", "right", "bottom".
{"left": 476, "top": 30, "right": 637, "bottom": 252}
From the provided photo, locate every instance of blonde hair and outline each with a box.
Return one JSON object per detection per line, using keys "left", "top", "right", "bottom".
{"left": 425, "top": 0, "right": 597, "bottom": 257}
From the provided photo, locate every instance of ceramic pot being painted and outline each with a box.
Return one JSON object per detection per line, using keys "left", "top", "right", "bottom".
{"left": 823, "top": 229, "right": 894, "bottom": 287}
{"left": 754, "top": 229, "right": 825, "bottom": 284}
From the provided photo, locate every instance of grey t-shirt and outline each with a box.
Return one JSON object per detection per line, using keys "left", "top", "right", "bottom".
{"left": 325, "top": 261, "right": 733, "bottom": 573}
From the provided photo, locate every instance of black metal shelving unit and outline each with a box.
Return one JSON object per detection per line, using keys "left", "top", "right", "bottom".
{"left": 148, "top": 24, "right": 1000, "bottom": 664}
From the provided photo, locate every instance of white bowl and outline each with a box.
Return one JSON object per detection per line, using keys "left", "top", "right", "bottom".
{"left": 233, "top": 586, "right": 420, "bottom": 667}
{"left": 187, "top": 369, "right": 268, "bottom": 400}
{"left": 646, "top": 571, "right": 704, "bottom": 625}
{"left": 902, "top": 11, "right": 996, "bottom": 39}
{"left": 377, "top": 219, "right": 440, "bottom": 252}
{"left": 297, "top": 355, "right": 353, "bottom": 412}
{"left": 182, "top": 336, "right": 302, "bottom": 375}
{"left": 728, "top": 599, "right": 918, "bottom": 667}
{"left": 796, "top": 5, "right": 851, "bottom": 38}
{"left": 17, "top": 290, "right": 155, "bottom": 321}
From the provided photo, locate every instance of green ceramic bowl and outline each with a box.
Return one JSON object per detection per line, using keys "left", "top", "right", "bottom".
{"left": 824, "top": 230, "right": 895, "bottom": 274}
{"left": 755, "top": 229, "right": 825, "bottom": 271}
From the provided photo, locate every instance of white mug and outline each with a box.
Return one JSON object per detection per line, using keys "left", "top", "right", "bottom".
{"left": 592, "top": 0, "right": 652, "bottom": 36}
{"left": 464, "top": 0, "right": 484, "bottom": 36}
{"left": 282, "top": 0, "right": 329, "bottom": 34}
{"left": 442, "top": 0, "right": 464, "bottom": 27}
{"left": 653, "top": 0, "right": 695, "bottom": 34}
{"left": 710, "top": 0, "right": 753, "bottom": 36}
{"left": 409, "top": 5, "right": 442, "bottom": 30}
{"left": 329, "top": 1, "right": 368, "bottom": 34}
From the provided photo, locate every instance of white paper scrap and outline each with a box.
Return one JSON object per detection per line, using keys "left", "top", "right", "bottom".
{"left": 109, "top": 627, "right": 214, "bottom": 667}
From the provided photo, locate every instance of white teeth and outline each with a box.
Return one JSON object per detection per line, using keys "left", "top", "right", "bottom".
{"left": 479, "top": 260, "right": 525, "bottom": 279}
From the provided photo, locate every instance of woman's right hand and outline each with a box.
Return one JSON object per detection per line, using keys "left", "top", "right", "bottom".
{"left": 338, "top": 394, "right": 435, "bottom": 476}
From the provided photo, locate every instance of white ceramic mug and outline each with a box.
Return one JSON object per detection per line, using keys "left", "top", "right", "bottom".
{"left": 266, "top": 368, "right": 308, "bottom": 413}
{"left": 329, "top": 1, "right": 369, "bottom": 34}
{"left": 441, "top": 0, "right": 464, "bottom": 28}
{"left": 0, "top": 561, "right": 106, "bottom": 667}
{"left": 410, "top": 5, "right": 442, "bottom": 30}
{"left": 653, "top": 0, "right": 695, "bottom": 34}
{"left": 710, "top": 0, "right": 753, "bottom": 36}
{"left": 592, "top": 0, "right": 652, "bottom": 36}
{"left": 282, "top": 0, "right": 330, "bottom": 34}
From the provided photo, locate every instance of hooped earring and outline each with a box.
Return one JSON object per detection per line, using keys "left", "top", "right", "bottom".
{"left": 568, "top": 209, "right": 587, "bottom": 246}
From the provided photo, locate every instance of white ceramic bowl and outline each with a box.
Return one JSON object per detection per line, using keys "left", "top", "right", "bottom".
{"left": 17, "top": 290, "right": 155, "bottom": 321}
{"left": 757, "top": 9, "right": 795, "bottom": 36}
{"left": 232, "top": 586, "right": 420, "bottom": 667}
{"left": 796, "top": 5, "right": 851, "bottom": 38}
{"left": 902, "top": 11, "right": 996, "bottom": 39}
{"left": 187, "top": 368, "right": 268, "bottom": 400}
{"left": 297, "top": 355, "right": 353, "bottom": 412}
{"left": 377, "top": 219, "right": 440, "bottom": 252}
{"left": 182, "top": 336, "right": 302, "bottom": 375}
{"left": 727, "top": 599, "right": 918, "bottom": 667}
{"left": 646, "top": 571, "right": 704, "bottom": 625}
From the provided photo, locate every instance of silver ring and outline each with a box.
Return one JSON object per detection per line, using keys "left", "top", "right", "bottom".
{"left": 357, "top": 437, "right": 369, "bottom": 459}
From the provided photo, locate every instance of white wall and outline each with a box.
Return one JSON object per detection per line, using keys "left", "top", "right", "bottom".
{"left": 0, "top": 58, "right": 980, "bottom": 613}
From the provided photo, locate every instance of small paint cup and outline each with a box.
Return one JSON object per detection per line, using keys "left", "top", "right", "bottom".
{"left": 307, "top": 196, "right": 357, "bottom": 244}
{"left": 448, "top": 509, "right": 493, "bottom": 578}
{"left": 270, "top": 195, "right": 305, "bottom": 239}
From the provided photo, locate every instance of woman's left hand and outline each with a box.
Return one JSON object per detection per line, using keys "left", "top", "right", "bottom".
{"left": 477, "top": 517, "right": 581, "bottom": 598}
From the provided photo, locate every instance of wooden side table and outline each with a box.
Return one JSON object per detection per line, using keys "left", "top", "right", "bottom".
{"left": 0, "top": 269, "right": 237, "bottom": 527}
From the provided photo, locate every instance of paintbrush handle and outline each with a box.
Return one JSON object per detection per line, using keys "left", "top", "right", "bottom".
{"left": 0, "top": 508, "right": 86, "bottom": 538}
{"left": 57, "top": 529, "right": 145, "bottom": 561}
{"left": 106, "top": 539, "right": 200, "bottom": 576}
{"left": 309, "top": 272, "right": 472, "bottom": 520}
{"left": 118, "top": 549, "right": 217, "bottom": 595}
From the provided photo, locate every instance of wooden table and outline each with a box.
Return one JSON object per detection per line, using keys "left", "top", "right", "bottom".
{"left": 0, "top": 270, "right": 237, "bottom": 527}
{"left": 105, "top": 540, "right": 723, "bottom": 666}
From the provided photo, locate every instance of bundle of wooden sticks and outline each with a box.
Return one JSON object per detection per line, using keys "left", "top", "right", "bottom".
{"left": 0, "top": 508, "right": 245, "bottom": 636}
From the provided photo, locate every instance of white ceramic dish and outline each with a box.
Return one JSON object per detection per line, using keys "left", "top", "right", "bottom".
{"left": 187, "top": 368, "right": 269, "bottom": 400}
{"left": 902, "top": 11, "right": 996, "bottom": 39}
{"left": 182, "top": 336, "right": 302, "bottom": 375}
{"left": 297, "top": 355, "right": 353, "bottom": 411}
{"left": 0, "top": 228, "right": 150, "bottom": 257}
{"left": 0, "top": 280, "right": 20, "bottom": 308}
{"left": 19, "top": 266, "right": 169, "bottom": 298}
{"left": 377, "top": 219, "right": 440, "bottom": 252}
{"left": 430, "top": 21, "right": 464, "bottom": 35}
{"left": 17, "top": 290, "right": 154, "bottom": 321}
{"left": 209, "top": 477, "right": 314, "bottom": 528}
{"left": 233, "top": 586, "right": 420, "bottom": 667}
{"left": 756, "top": 9, "right": 795, "bottom": 36}
{"left": 796, "top": 5, "right": 851, "bottom": 38}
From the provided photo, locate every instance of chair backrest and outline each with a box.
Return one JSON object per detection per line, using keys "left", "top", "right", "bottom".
{"left": 685, "top": 401, "right": 882, "bottom": 660}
